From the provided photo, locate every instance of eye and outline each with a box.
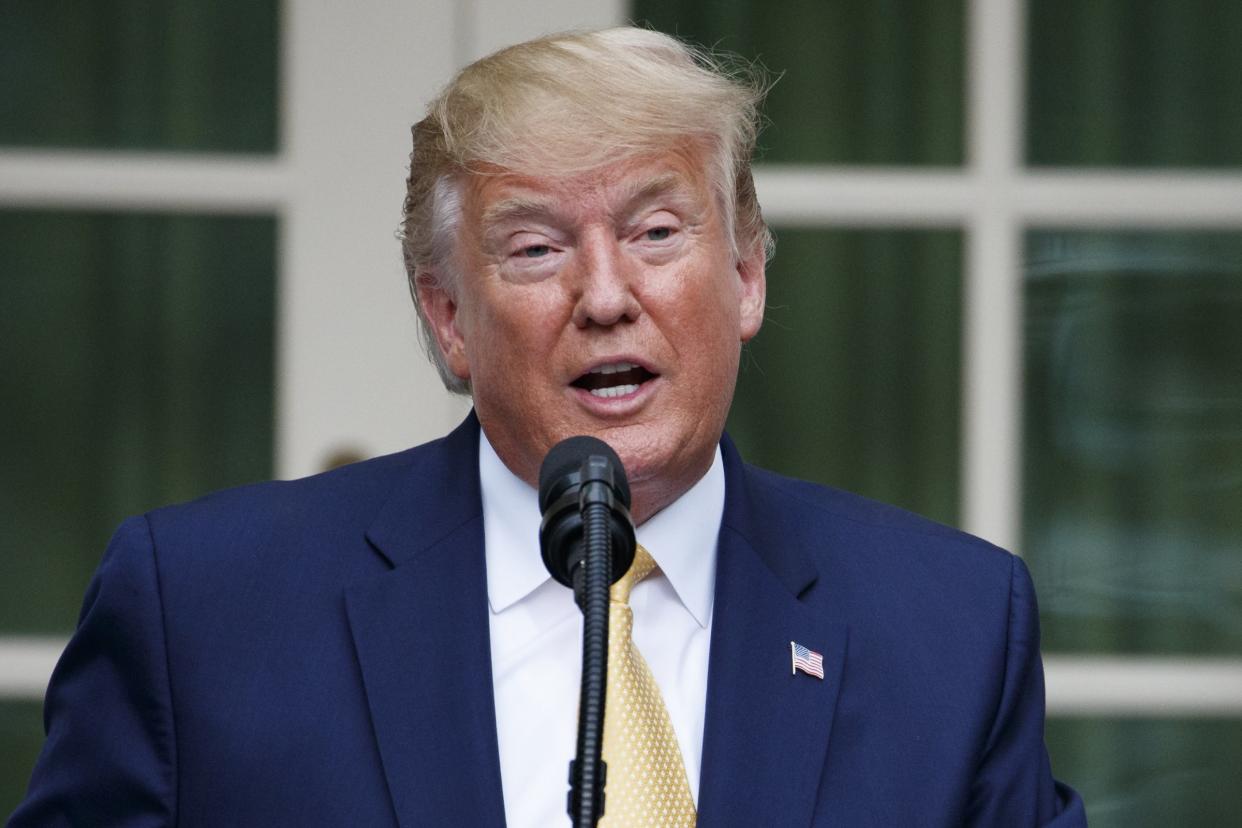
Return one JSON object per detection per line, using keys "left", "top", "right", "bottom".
{"left": 521, "top": 244, "right": 552, "bottom": 258}
{"left": 645, "top": 227, "right": 672, "bottom": 242}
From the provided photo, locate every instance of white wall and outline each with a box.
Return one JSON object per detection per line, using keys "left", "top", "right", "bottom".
{"left": 277, "top": 0, "right": 625, "bottom": 478}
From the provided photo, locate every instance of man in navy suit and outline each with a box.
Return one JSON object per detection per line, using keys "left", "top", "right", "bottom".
{"left": 11, "top": 27, "right": 1085, "bottom": 827}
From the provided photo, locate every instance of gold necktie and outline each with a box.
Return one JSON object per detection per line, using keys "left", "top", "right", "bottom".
{"left": 600, "top": 544, "right": 697, "bottom": 827}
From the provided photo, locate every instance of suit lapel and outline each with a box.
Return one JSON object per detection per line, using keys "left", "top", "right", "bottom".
{"left": 341, "top": 421, "right": 847, "bottom": 826}
{"left": 345, "top": 414, "right": 508, "bottom": 828}
{"left": 697, "top": 438, "right": 848, "bottom": 826}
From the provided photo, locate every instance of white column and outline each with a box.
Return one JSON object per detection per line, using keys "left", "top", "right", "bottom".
{"left": 962, "top": 0, "right": 1026, "bottom": 551}
{"left": 277, "top": 0, "right": 471, "bottom": 478}
{"left": 467, "top": 0, "right": 627, "bottom": 61}
{"left": 277, "top": 0, "right": 626, "bottom": 479}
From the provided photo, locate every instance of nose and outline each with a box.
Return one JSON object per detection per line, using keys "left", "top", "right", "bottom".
{"left": 570, "top": 232, "right": 642, "bottom": 328}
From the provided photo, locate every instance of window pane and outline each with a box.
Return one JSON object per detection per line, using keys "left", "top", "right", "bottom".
{"left": 631, "top": 0, "right": 965, "bottom": 165}
{"left": 1046, "top": 717, "right": 1242, "bottom": 827}
{"left": 0, "top": 0, "right": 278, "bottom": 152}
{"left": 0, "top": 211, "right": 276, "bottom": 633}
{"left": 1024, "top": 231, "right": 1242, "bottom": 654}
{"left": 0, "top": 701, "right": 44, "bottom": 818}
{"left": 1027, "top": 0, "right": 1242, "bottom": 167}
{"left": 728, "top": 228, "right": 962, "bottom": 525}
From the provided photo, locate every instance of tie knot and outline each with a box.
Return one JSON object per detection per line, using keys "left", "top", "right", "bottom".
{"left": 610, "top": 543, "right": 657, "bottom": 605}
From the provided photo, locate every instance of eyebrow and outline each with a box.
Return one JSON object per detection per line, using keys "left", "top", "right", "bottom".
{"left": 478, "top": 171, "right": 697, "bottom": 231}
{"left": 611, "top": 172, "right": 693, "bottom": 222}
{"left": 479, "top": 195, "right": 560, "bottom": 230}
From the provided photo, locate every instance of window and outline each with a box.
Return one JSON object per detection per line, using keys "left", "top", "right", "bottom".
{"left": 633, "top": 1, "right": 1242, "bottom": 824}
{"left": 0, "top": 0, "right": 279, "bottom": 811}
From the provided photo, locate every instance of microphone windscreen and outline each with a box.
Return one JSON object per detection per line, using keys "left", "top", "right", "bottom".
{"left": 538, "top": 435, "right": 630, "bottom": 511}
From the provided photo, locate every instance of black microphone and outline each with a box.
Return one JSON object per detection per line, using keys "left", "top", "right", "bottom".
{"left": 539, "top": 436, "right": 636, "bottom": 597}
{"left": 538, "top": 436, "right": 636, "bottom": 827}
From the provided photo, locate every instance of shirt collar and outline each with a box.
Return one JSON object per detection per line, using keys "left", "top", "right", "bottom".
{"left": 480, "top": 429, "right": 723, "bottom": 628}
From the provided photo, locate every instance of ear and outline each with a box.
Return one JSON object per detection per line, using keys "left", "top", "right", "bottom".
{"left": 735, "top": 237, "right": 767, "bottom": 342}
{"left": 416, "top": 271, "right": 472, "bottom": 381}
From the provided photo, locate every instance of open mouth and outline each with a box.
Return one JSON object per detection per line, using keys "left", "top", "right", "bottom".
{"left": 571, "top": 361, "right": 658, "bottom": 399}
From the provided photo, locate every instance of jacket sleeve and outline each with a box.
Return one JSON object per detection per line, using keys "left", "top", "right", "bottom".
{"left": 966, "top": 555, "right": 1088, "bottom": 827}
{"left": 8, "top": 516, "right": 177, "bottom": 827}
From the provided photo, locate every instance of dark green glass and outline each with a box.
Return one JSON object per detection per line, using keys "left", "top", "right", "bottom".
{"left": 0, "top": 210, "right": 277, "bottom": 633}
{"left": 728, "top": 228, "right": 962, "bottom": 526}
{"left": 0, "top": 702, "right": 45, "bottom": 818}
{"left": 0, "top": 0, "right": 278, "bottom": 152}
{"left": 631, "top": 0, "right": 965, "bottom": 165}
{"left": 1046, "top": 717, "right": 1242, "bottom": 826}
{"left": 1028, "top": 0, "right": 1242, "bottom": 167}
{"left": 1024, "top": 231, "right": 1242, "bottom": 653}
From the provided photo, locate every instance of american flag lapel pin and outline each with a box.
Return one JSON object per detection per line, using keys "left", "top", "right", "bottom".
{"left": 790, "top": 641, "right": 825, "bottom": 680}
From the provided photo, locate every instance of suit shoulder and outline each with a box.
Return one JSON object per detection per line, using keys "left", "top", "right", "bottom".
{"left": 136, "top": 422, "right": 481, "bottom": 579}
{"left": 109, "top": 435, "right": 467, "bottom": 601}
{"left": 733, "top": 463, "right": 1028, "bottom": 674}
{"left": 739, "top": 462, "right": 1013, "bottom": 569}
{"left": 146, "top": 444, "right": 420, "bottom": 534}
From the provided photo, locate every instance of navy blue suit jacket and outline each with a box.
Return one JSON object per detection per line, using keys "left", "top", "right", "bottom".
{"left": 11, "top": 414, "right": 1085, "bottom": 826}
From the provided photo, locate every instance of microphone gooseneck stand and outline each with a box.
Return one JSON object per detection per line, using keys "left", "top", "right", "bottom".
{"left": 538, "top": 437, "right": 636, "bottom": 828}
{"left": 570, "top": 460, "right": 614, "bottom": 828}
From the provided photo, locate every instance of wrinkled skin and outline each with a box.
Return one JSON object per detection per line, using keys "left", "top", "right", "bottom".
{"left": 419, "top": 145, "right": 765, "bottom": 524}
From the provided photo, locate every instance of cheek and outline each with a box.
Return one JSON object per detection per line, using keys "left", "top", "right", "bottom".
{"left": 691, "top": 287, "right": 746, "bottom": 379}
{"left": 461, "top": 288, "right": 561, "bottom": 380}
{"left": 667, "top": 308, "right": 743, "bottom": 401}
{"left": 684, "top": 277, "right": 743, "bottom": 343}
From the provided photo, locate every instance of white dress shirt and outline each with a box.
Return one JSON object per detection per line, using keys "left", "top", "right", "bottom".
{"left": 480, "top": 430, "right": 723, "bottom": 828}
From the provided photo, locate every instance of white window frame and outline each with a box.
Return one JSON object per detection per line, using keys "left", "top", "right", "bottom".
{"left": 3, "top": 0, "right": 1241, "bottom": 717}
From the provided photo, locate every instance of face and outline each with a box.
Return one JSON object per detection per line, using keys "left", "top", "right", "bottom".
{"left": 419, "top": 144, "right": 765, "bottom": 523}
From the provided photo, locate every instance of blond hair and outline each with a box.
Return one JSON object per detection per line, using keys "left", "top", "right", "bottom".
{"left": 399, "top": 27, "right": 771, "bottom": 392}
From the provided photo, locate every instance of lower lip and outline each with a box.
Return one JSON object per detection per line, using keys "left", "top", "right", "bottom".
{"left": 570, "top": 376, "right": 659, "bottom": 414}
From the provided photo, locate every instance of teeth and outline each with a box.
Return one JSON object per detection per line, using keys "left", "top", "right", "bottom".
{"left": 588, "top": 362, "right": 638, "bottom": 375}
{"left": 589, "top": 384, "right": 639, "bottom": 398}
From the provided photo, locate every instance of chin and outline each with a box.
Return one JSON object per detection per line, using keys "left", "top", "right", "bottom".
{"left": 605, "top": 432, "right": 681, "bottom": 489}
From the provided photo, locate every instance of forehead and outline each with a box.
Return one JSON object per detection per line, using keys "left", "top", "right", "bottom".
{"left": 463, "top": 145, "right": 716, "bottom": 227}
